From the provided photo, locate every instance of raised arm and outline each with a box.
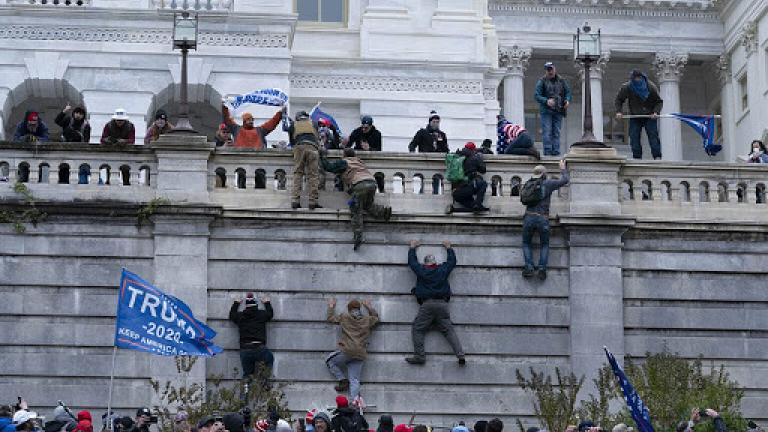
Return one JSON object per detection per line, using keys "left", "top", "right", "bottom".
{"left": 259, "top": 109, "right": 284, "bottom": 135}
{"left": 326, "top": 298, "right": 341, "bottom": 323}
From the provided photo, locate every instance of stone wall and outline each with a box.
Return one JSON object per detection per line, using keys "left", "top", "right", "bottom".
{"left": 1, "top": 137, "right": 768, "bottom": 428}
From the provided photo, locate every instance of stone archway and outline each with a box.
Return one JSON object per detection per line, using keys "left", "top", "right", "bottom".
{"left": 147, "top": 83, "right": 223, "bottom": 142}
{"left": 145, "top": 57, "right": 223, "bottom": 142}
{"left": 0, "top": 52, "right": 84, "bottom": 141}
{"left": 2, "top": 79, "right": 85, "bottom": 141}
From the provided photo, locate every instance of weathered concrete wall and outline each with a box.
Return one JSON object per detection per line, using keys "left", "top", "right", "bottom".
{"left": 2, "top": 139, "right": 768, "bottom": 428}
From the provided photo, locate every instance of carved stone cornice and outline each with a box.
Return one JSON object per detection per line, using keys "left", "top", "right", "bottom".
{"left": 575, "top": 53, "right": 610, "bottom": 81}
{"left": 740, "top": 21, "right": 758, "bottom": 56}
{"left": 489, "top": 1, "right": 721, "bottom": 22}
{"left": 498, "top": 45, "right": 531, "bottom": 76}
{"left": 0, "top": 25, "right": 289, "bottom": 48}
{"left": 714, "top": 54, "right": 731, "bottom": 85}
{"left": 653, "top": 52, "right": 688, "bottom": 83}
{"left": 290, "top": 75, "right": 483, "bottom": 95}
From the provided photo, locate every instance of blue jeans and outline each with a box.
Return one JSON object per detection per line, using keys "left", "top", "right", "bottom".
{"left": 629, "top": 118, "right": 661, "bottom": 159}
{"left": 326, "top": 351, "right": 364, "bottom": 400}
{"left": 78, "top": 166, "right": 90, "bottom": 184}
{"left": 540, "top": 111, "right": 563, "bottom": 156}
{"left": 522, "top": 214, "right": 550, "bottom": 270}
{"left": 239, "top": 345, "right": 274, "bottom": 378}
{"left": 504, "top": 132, "right": 534, "bottom": 155}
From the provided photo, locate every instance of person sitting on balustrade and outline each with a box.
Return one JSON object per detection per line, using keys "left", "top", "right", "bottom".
{"left": 448, "top": 142, "right": 489, "bottom": 214}
{"left": 100, "top": 108, "right": 135, "bottom": 145}
{"left": 221, "top": 100, "right": 283, "bottom": 149}
{"left": 13, "top": 111, "right": 49, "bottom": 143}
{"left": 144, "top": 109, "right": 174, "bottom": 144}
{"left": 747, "top": 140, "right": 768, "bottom": 163}
{"left": 55, "top": 104, "right": 91, "bottom": 143}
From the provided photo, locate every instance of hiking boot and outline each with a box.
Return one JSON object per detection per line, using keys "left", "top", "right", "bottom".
{"left": 291, "top": 202, "right": 301, "bottom": 209}
{"left": 405, "top": 356, "right": 426, "bottom": 365}
{"left": 522, "top": 267, "right": 535, "bottom": 278}
{"left": 384, "top": 207, "right": 392, "bottom": 221}
{"left": 309, "top": 204, "right": 323, "bottom": 210}
{"left": 527, "top": 147, "right": 541, "bottom": 160}
{"left": 537, "top": 268, "right": 547, "bottom": 280}
{"left": 457, "top": 356, "right": 467, "bottom": 366}
{"left": 353, "top": 234, "right": 363, "bottom": 251}
{"left": 472, "top": 205, "right": 490, "bottom": 214}
{"left": 334, "top": 378, "right": 350, "bottom": 392}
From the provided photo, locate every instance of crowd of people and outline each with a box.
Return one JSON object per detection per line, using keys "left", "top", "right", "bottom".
{"left": 1, "top": 398, "right": 737, "bottom": 432}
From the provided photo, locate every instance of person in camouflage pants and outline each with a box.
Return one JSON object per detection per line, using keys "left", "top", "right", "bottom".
{"left": 320, "top": 148, "right": 392, "bottom": 250}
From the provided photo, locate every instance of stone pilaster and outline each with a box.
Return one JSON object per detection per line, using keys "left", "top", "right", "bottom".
{"left": 151, "top": 134, "right": 214, "bottom": 203}
{"left": 654, "top": 52, "right": 688, "bottom": 161}
{"left": 498, "top": 45, "right": 531, "bottom": 126}
{"left": 715, "top": 54, "right": 737, "bottom": 162}
{"left": 576, "top": 53, "right": 610, "bottom": 142}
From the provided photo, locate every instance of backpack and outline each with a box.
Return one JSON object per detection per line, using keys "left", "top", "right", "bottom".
{"left": 520, "top": 177, "right": 545, "bottom": 206}
{"left": 445, "top": 153, "right": 467, "bottom": 183}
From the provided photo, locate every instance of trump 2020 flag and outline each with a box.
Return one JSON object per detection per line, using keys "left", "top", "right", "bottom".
{"left": 226, "top": 88, "right": 288, "bottom": 110}
{"left": 605, "top": 347, "right": 655, "bottom": 432}
{"left": 670, "top": 113, "right": 722, "bottom": 156}
{"left": 114, "top": 269, "right": 223, "bottom": 357}
{"left": 310, "top": 103, "right": 343, "bottom": 136}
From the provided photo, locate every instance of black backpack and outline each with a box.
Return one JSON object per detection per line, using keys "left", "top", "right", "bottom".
{"left": 334, "top": 412, "right": 363, "bottom": 432}
{"left": 520, "top": 177, "right": 545, "bottom": 206}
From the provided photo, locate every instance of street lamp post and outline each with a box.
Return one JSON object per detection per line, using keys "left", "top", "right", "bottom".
{"left": 572, "top": 23, "right": 607, "bottom": 148}
{"left": 170, "top": 11, "right": 198, "bottom": 133}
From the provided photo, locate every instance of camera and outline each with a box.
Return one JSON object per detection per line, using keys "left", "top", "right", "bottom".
{"left": 149, "top": 416, "right": 159, "bottom": 424}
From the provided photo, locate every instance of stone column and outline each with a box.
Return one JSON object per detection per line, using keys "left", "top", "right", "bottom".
{"left": 151, "top": 134, "right": 214, "bottom": 203}
{"left": 715, "top": 54, "right": 737, "bottom": 162}
{"left": 576, "top": 54, "right": 609, "bottom": 142}
{"left": 741, "top": 22, "right": 764, "bottom": 139}
{"left": 498, "top": 45, "right": 531, "bottom": 126}
{"left": 654, "top": 53, "right": 688, "bottom": 161}
{"left": 560, "top": 149, "right": 634, "bottom": 397}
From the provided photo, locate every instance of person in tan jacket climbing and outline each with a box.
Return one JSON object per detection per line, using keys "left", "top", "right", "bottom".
{"left": 326, "top": 298, "right": 379, "bottom": 402}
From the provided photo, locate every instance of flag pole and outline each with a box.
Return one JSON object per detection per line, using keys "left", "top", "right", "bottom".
{"left": 620, "top": 114, "right": 722, "bottom": 119}
{"left": 106, "top": 346, "right": 118, "bottom": 432}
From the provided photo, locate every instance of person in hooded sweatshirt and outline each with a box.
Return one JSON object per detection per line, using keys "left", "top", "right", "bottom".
{"left": 405, "top": 239, "right": 465, "bottom": 366}
{"left": 55, "top": 104, "right": 91, "bottom": 143}
{"left": 13, "top": 111, "right": 49, "bottom": 143}
{"left": 326, "top": 298, "right": 379, "bottom": 400}
{"left": 615, "top": 69, "right": 664, "bottom": 160}
{"left": 330, "top": 396, "right": 367, "bottom": 432}
{"left": 229, "top": 292, "right": 274, "bottom": 380}
{"left": 0, "top": 405, "right": 15, "bottom": 432}
{"left": 43, "top": 406, "right": 76, "bottom": 432}
{"left": 71, "top": 412, "right": 92, "bottom": 432}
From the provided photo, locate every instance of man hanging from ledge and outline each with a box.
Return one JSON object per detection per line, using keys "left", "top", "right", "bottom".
{"left": 405, "top": 240, "right": 465, "bottom": 366}
{"left": 221, "top": 100, "right": 284, "bottom": 149}
{"left": 326, "top": 297, "right": 379, "bottom": 403}
{"left": 320, "top": 147, "right": 392, "bottom": 250}
{"left": 229, "top": 292, "right": 274, "bottom": 384}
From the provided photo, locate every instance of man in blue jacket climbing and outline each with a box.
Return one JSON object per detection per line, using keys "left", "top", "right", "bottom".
{"left": 405, "top": 239, "right": 466, "bottom": 366}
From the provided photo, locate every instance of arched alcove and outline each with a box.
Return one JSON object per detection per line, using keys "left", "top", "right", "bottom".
{"left": 2, "top": 78, "right": 86, "bottom": 142}
{"left": 147, "top": 82, "right": 224, "bottom": 143}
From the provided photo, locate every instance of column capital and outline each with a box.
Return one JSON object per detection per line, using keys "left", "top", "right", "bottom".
{"left": 575, "top": 52, "right": 610, "bottom": 81}
{"left": 740, "top": 21, "right": 758, "bottom": 57}
{"left": 653, "top": 52, "right": 688, "bottom": 83}
{"left": 714, "top": 54, "right": 731, "bottom": 85}
{"left": 498, "top": 45, "right": 531, "bottom": 76}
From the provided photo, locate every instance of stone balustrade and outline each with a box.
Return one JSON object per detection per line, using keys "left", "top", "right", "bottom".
{"left": 149, "top": 0, "right": 232, "bottom": 11}
{"left": 1, "top": 140, "right": 767, "bottom": 223}
{"left": 6, "top": 0, "right": 89, "bottom": 6}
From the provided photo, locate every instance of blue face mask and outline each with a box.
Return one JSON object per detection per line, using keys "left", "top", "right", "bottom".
{"left": 350, "top": 308, "right": 362, "bottom": 318}
{"left": 630, "top": 76, "right": 650, "bottom": 100}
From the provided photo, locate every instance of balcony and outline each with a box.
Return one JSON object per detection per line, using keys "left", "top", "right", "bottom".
{"left": 0, "top": 140, "right": 766, "bottom": 226}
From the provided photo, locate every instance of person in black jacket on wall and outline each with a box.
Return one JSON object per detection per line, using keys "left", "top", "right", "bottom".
{"left": 405, "top": 240, "right": 465, "bottom": 366}
{"left": 408, "top": 111, "right": 448, "bottom": 153}
{"left": 229, "top": 292, "right": 274, "bottom": 379}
